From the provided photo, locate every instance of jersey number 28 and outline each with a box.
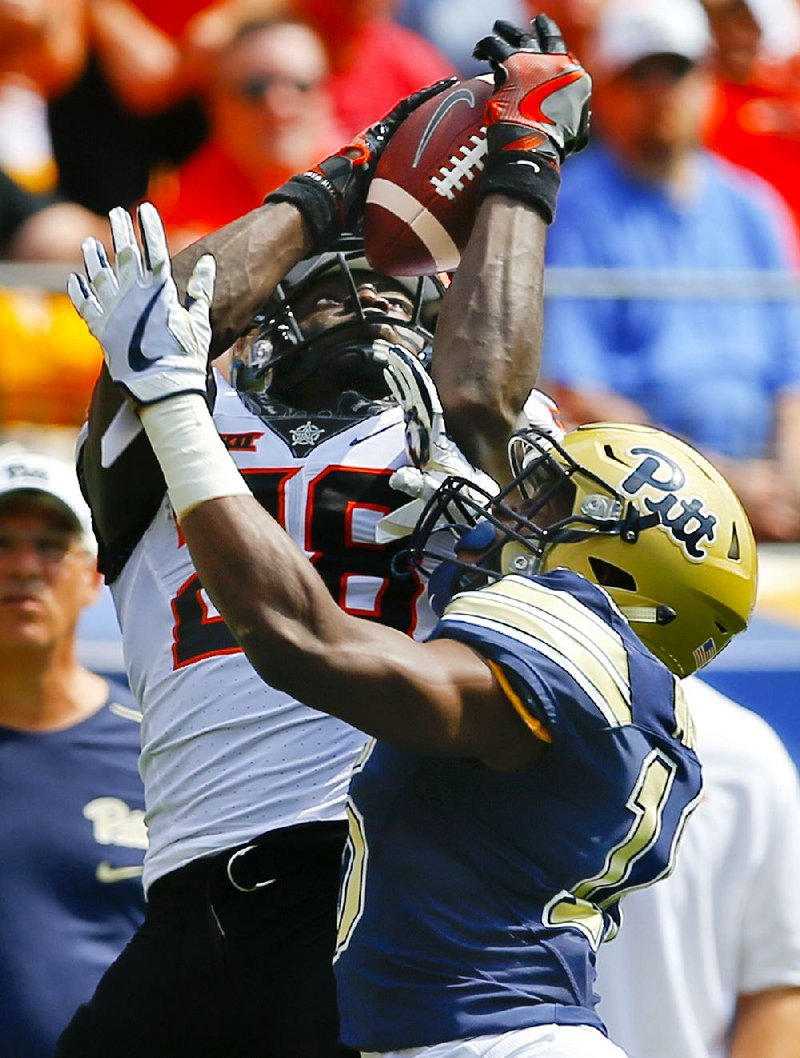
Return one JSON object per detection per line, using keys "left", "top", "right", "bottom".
{"left": 171, "top": 466, "right": 422, "bottom": 669}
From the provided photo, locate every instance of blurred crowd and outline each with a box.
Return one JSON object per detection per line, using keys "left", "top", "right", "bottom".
{"left": 1, "top": 0, "right": 800, "bottom": 538}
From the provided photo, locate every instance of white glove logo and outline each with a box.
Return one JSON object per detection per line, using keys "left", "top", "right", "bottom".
{"left": 127, "top": 281, "right": 167, "bottom": 371}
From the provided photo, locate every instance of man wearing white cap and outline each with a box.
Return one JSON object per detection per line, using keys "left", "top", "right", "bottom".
{"left": 0, "top": 449, "right": 147, "bottom": 1058}
{"left": 541, "top": 0, "right": 800, "bottom": 543}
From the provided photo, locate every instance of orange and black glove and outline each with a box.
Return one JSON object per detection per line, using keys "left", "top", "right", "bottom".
{"left": 266, "top": 77, "right": 457, "bottom": 249}
{"left": 474, "top": 15, "right": 591, "bottom": 222}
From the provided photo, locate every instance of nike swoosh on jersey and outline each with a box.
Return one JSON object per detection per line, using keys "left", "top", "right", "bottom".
{"left": 96, "top": 861, "right": 144, "bottom": 883}
{"left": 413, "top": 87, "right": 478, "bottom": 168}
{"left": 100, "top": 400, "right": 144, "bottom": 467}
{"left": 128, "top": 281, "right": 167, "bottom": 371}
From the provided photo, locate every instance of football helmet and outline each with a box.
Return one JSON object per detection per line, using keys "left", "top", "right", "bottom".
{"left": 412, "top": 422, "right": 757, "bottom": 677}
{"left": 230, "top": 234, "right": 448, "bottom": 402}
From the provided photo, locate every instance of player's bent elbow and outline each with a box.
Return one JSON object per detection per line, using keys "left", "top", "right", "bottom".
{"left": 230, "top": 608, "right": 329, "bottom": 699}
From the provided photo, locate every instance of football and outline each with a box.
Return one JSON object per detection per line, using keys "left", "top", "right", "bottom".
{"left": 364, "top": 75, "right": 494, "bottom": 277}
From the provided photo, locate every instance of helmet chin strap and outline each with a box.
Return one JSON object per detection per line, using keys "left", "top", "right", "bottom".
{"left": 427, "top": 520, "right": 501, "bottom": 617}
{"left": 384, "top": 330, "right": 428, "bottom": 363}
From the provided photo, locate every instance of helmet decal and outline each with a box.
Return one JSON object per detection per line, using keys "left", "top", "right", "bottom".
{"left": 692, "top": 638, "right": 718, "bottom": 669}
{"left": 289, "top": 421, "right": 327, "bottom": 447}
{"left": 620, "top": 447, "right": 718, "bottom": 560}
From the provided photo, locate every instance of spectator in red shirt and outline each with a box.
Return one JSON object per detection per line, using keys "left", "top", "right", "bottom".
{"left": 150, "top": 17, "right": 343, "bottom": 251}
{"left": 701, "top": 0, "right": 800, "bottom": 237}
{"left": 292, "top": 0, "right": 454, "bottom": 135}
{"left": 152, "top": 0, "right": 454, "bottom": 138}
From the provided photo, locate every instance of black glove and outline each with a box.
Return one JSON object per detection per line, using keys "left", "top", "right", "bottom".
{"left": 266, "top": 77, "right": 458, "bottom": 250}
{"left": 473, "top": 15, "right": 591, "bottom": 222}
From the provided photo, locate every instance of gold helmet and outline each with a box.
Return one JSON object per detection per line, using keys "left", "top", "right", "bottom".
{"left": 413, "top": 422, "right": 757, "bottom": 677}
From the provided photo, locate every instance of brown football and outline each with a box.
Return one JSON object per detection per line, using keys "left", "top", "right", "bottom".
{"left": 363, "top": 75, "right": 494, "bottom": 277}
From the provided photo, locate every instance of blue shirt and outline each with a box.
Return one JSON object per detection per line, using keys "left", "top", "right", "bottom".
{"left": 333, "top": 570, "right": 702, "bottom": 1052}
{"left": 543, "top": 144, "right": 800, "bottom": 459}
{"left": 395, "top": 0, "right": 527, "bottom": 76}
{"left": 0, "top": 686, "right": 146, "bottom": 1058}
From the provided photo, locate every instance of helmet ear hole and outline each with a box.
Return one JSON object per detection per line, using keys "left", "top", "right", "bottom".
{"left": 728, "top": 524, "right": 741, "bottom": 561}
{"left": 603, "top": 443, "right": 627, "bottom": 466}
{"left": 588, "top": 556, "right": 637, "bottom": 592}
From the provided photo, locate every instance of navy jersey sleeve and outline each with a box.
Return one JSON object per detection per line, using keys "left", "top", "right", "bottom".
{"left": 431, "top": 568, "right": 695, "bottom": 753}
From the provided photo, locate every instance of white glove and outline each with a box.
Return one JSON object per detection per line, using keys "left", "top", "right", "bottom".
{"left": 373, "top": 341, "right": 499, "bottom": 544}
{"left": 67, "top": 202, "right": 216, "bottom": 405}
{"left": 516, "top": 387, "right": 566, "bottom": 441}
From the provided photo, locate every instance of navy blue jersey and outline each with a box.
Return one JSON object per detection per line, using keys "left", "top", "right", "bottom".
{"left": 0, "top": 686, "right": 146, "bottom": 1058}
{"left": 334, "top": 569, "right": 702, "bottom": 1052}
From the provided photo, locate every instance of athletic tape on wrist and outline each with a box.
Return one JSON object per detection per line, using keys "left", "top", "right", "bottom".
{"left": 266, "top": 175, "right": 340, "bottom": 250}
{"left": 139, "top": 395, "right": 250, "bottom": 520}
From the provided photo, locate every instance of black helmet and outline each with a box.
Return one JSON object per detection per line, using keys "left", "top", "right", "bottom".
{"left": 230, "top": 234, "right": 448, "bottom": 402}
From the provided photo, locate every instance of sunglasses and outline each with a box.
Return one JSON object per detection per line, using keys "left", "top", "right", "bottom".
{"left": 232, "top": 75, "right": 319, "bottom": 102}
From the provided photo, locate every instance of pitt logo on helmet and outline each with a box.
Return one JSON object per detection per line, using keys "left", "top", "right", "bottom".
{"left": 620, "top": 447, "right": 717, "bottom": 561}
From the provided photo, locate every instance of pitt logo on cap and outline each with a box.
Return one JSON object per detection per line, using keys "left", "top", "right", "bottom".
{"left": 7, "top": 462, "right": 48, "bottom": 482}
{"left": 620, "top": 447, "right": 717, "bottom": 560}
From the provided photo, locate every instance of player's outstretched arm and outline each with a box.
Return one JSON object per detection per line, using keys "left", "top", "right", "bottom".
{"left": 78, "top": 77, "right": 456, "bottom": 558}
{"left": 69, "top": 206, "right": 539, "bottom": 771}
{"left": 433, "top": 195, "right": 547, "bottom": 485}
{"left": 79, "top": 201, "right": 310, "bottom": 559}
{"left": 432, "top": 15, "right": 591, "bottom": 485}
{"left": 179, "top": 492, "right": 539, "bottom": 771}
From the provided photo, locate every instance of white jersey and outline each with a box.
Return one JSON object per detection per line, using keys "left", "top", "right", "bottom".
{"left": 112, "top": 374, "right": 437, "bottom": 892}
{"left": 595, "top": 676, "right": 800, "bottom": 1058}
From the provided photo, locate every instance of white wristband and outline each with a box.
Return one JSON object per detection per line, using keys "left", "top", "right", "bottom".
{"left": 139, "top": 395, "right": 250, "bottom": 520}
